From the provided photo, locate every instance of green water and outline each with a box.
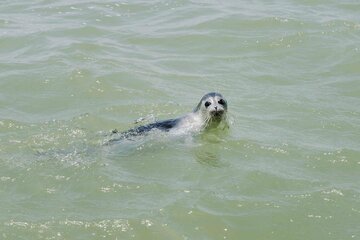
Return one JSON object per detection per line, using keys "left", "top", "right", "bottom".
{"left": 1, "top": 0, "right": 360, "bottom": 239}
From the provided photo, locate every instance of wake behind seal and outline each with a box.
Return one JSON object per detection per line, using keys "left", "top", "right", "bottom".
{"left": 106, "top": 92, "right": 228, "bottom": 144}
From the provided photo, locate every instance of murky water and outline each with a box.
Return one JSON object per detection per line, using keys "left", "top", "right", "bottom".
{"left": 1, "top": 0, "right": 360, "bottom": 239}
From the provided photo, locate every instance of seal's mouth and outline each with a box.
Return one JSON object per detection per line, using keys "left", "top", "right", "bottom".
{"left": 210, "top": 110, "right": 224, "bottom": 118}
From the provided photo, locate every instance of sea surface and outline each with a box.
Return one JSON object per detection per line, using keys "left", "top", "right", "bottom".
{"left": 1, "top": 0, "right": 360, "bottom": 239}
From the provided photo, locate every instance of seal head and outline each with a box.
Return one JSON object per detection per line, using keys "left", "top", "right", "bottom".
{"left": 194, "top": 92, "right": 228, "bottom": 129}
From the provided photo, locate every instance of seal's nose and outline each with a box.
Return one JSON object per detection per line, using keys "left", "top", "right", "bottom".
{"left": 214, "top": 106, "right": 218, "bottom": 111}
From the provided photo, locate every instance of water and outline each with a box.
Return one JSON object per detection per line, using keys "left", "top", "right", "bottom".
{"left": 1, "top": 0, "right": 360, "bottom": 239}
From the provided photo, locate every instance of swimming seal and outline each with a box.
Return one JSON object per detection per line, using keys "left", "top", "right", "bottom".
{"left": 107, "top": 92, "right": 228, "bottom": 143}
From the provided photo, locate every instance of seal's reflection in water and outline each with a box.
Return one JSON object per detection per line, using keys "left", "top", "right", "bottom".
{"left": 103, "top": 127, "right": 230, "bottom": 167}
{"left": 193, "top": 129, "right": 230, "bottom": 167}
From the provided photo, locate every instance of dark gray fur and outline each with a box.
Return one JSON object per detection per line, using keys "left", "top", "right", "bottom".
{"left": 106, "top": 118, "right": 180, "bottom": 144}
{"left": 121, "top": 118, "right": 178, "bottom": 136}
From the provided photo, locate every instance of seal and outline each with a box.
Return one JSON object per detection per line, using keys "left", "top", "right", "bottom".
{"left": 107, "top": 92, "right": 228, "bottom": 143}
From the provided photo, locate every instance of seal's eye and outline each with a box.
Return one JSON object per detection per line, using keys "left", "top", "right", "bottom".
{"left": 204, "top": 101, "right": 211, "bottom": 108}
{"left": 218, "top": 99, "right": 225, "bottom": 105}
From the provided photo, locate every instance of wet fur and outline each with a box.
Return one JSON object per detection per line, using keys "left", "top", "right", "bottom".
{"left": 106, "top": 92, "right": 227, "bottom": 144}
